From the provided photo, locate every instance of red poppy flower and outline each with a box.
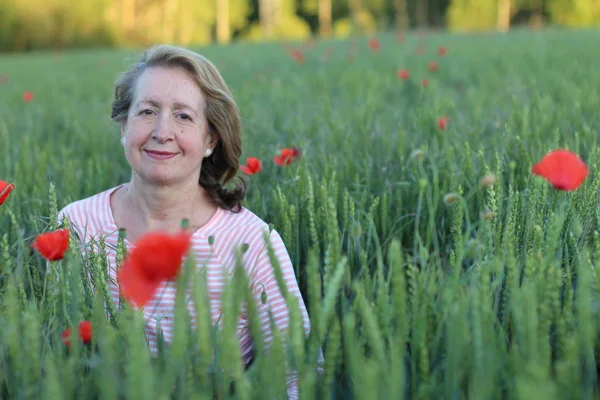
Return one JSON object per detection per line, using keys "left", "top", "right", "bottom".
{"left": 23, "top": 91, "right": 34, "bottom": 103}
{"left": 118, "top": 231, "right": 191, "bottom": 308}
{"left": 291, "top": 49, "right": 304, "bottom": 64}
{"left": 62, "top": 320, "right": 93, "bottom": 346}
{"left": 428, "top": 61, "right": 438, "bottom": 72}
{"left": 240, "top": 157, "right": 262, "bottom": 175}
{"left": 78, "top": 320, "right": 93, "bottom": 342}
{"left": 421, "top": 79, "right": 429, "bottom": 88}
{"left": 0, "top": 180, "right": 15, "bottom": 205}
{"left": 397, "top": 69, "right": 410, "bottom": 80}
{"left": 0, "top": 74, "right": 7, "bottom": 84}
{"left": 438, "top": 116, "right": 448, "bottom": 130}
{"left": 32, "top": 229, "right": 70, "bottom": 261}
{"left": 532, "top": 149, "right": 588, "bottom": 191}
{"left": 291, "top": 146, "right": 301, "bottom": 158}
{"left": 437, "top": 46, "right": 447, "bottom": 56}
{"left": 368, "top": 38, "right": 380, "bottom": 51}
{"left": 274, "top": 148, "right": 297, "bottom": 166}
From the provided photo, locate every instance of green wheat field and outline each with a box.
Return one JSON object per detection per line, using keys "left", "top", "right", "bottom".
{"left": 2, "top": 29, "right": 600, "bottom": 399}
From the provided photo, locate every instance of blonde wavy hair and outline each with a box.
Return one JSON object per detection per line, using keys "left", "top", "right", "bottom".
{"left": 110, "top": 44, "right": 245, "bottom": 212}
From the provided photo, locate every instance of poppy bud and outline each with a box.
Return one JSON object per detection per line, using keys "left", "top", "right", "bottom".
{"left": 410, "top": 149, "right": 426, "bottom": 160}
{"left": 180, "top": 218, "right": 190, "bottom": 230}
{"left": 443, "top": 193, "right": 460, "bottom": 206}
{"left": 479, "top": 174, "right": 496, "bottom": 189}
{"left": 480, "top": 209, "right": 496, "bottom": 221}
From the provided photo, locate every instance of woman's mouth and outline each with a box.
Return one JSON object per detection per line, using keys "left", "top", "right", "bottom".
{"left": 145, "top": 150, "right": 177, "bottom": 160}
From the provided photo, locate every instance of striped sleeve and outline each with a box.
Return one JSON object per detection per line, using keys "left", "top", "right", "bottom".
{"left": 57, "top": 204, "right": 88, "bottom": 245}
{"left": 249, "top": 228, "right": 322, "bottom": 400}
{"left": 55, "top": 204, "right": 95, "bottom": 295}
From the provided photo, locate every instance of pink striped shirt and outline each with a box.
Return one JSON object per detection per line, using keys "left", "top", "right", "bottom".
{"left": 58, "top": 184, "right": 321, "bottom": 399}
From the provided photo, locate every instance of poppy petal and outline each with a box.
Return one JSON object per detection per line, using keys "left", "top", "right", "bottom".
{"left": 118, "top": 263, "right": 162, "bottom": 308}
{"left": 274, "top": 155, "right": 288, "bottom": 166}
{"left": 532, "top": 149, "right": 588, "bottom": 191}
{"left": 247, "top": 157, "right": 262, "bottom": 172}
{"left": 117, "top": 231, "right": 191, "bottom": 308}
{"left": 274, "top": 149, "right": 295, "bottom": 166}
{"left": 397, "top": 69, "right": 410, "bottom": 80}
{"left": 0, "top": 181, "right": 15, "bottom": 205}
{"left": 61, "top": 328, "right": 73, "bottom": 346}
{"left": 240, "top": 165, "right": 253, "bottom": 175}
{"left": 437, "top": 117, "right": 448, "bottom": 130}
{"left": 124, "top": 232, "right": 191, "bottom": 280}
{"left": 78, "top": 321, "right": 93, "bottom": 343}
{"left": 31, "top": 229, "right": 70, "bottom": 261}
{"left": 249, "top": 159, "right": 259, "bottom": 171}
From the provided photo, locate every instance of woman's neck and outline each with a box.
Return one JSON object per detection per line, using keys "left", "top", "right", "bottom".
{"left": 124, "top": 176, "right": 212, "bottom": 234}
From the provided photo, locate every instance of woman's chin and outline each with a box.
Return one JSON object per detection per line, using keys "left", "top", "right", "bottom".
{"left": 137, "top": 171, "right": 178, "bottom": 186}
{"left": 132, "top": 165, "right": 199, "bottom": 186}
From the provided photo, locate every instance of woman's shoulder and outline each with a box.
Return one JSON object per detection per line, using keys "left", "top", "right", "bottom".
{"left": 57, "top": 185, "right": 122, "bottom": 238}
{"left": 213, "top": 206, "right": 281, "bottom": 248}
{"left": 209, "top": 206, "right": 288, "bottom": 269}
{"left": 223, "top": 205, "right": 274, "bottom": 229}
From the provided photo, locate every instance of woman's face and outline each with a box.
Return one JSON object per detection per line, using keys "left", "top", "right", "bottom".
{"left": 121, "top": 66, "right": 213, "bottom": 186}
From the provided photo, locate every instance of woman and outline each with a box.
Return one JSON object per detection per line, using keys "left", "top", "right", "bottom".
{"left": 58, "top": 44, "right": 319, "bottom": 399}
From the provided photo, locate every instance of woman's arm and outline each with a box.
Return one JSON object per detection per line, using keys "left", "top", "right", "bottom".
{"left": 249, "top": 228, "right": 324, "bottom": 399}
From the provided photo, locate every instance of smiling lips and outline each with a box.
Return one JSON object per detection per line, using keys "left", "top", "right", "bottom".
{"left": 145, "top": 150, "right": 177, "bottom": 160}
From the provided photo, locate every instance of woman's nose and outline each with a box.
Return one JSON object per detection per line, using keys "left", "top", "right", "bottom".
{"left": 152, "top": 113, "right": 175, "bottom": 141}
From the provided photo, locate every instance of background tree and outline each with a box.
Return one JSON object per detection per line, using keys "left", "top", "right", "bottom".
{"left": 0, "top": 0, "right": 599, "bottom": 52}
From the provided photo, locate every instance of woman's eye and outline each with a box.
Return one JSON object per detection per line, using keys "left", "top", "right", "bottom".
{"left": 140, "top": 109, "right": 154, "bottom": 115}
{"left": 177, "top": 113, "right": 192, "bottom": 121}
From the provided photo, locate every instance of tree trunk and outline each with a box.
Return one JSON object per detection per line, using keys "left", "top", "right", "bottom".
{"left": 496, "top": 0, "right": 510, "bottom": 31}
{"left": 394, "top": 0, "right": 408, "bottom": 30}
{"left": 179, "top": 8, "right": 192, "bottom": 45}
{"left": 415, "top": 0, "right": 428, "bottom": 28}
{"left": 122, "top": 0, "right": 136, "bottom": 31}
{"left": 349, "top": 0, "right": 361, "bottom": 33}
{"left": 259, "top": 0, "right": 274, "bottom": 38}
{"left": 318, "top": 0, "right": 332, "bottom": 37}
{"left": 530, "top": 0, "right": 543, "bottom": 29}
{"left": 162, "top": 0, "right": 178, "bottom": 43}
{"left": 216, "top": 0, "right": 230, "bottom": 44}
{"left": 273, "top": 0, "right": 283, "bottom": 26}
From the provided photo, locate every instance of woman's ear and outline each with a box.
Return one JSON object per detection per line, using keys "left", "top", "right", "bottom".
{"left": 207, "top": 130, "right": 219, "bottom": 152}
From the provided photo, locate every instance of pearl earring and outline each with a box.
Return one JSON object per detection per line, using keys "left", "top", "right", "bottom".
{"left": 121, "top": 137, "right": 126, "bottom": 146}
{"left": 205, "top": 148, "right": 212, "bottom": 156}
